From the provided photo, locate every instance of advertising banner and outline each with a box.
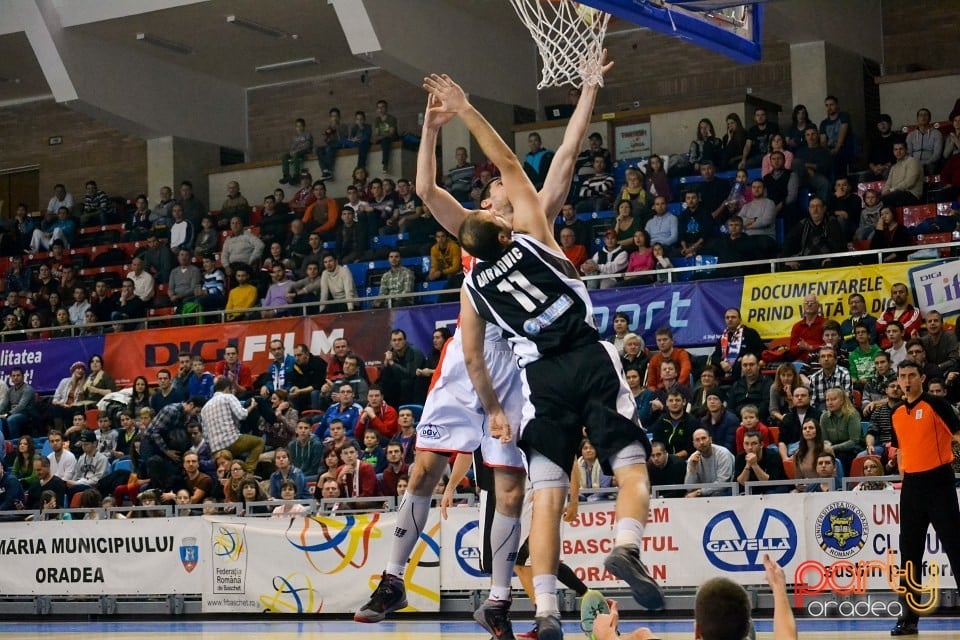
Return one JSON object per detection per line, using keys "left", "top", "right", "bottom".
{"left": 201, "top": 511, "right": 441, "bottom": 614}
{"left": 0, "top": 335, "right": 105, "bottom": 394}
{"left": 104, "top": 311, "right": 394, "bottom": 386}
{"left": 398, "top": 280, "right": 741, "bottom": 352}
{"left": 614, "top": 122, "right": 653, "bottom": 159}
{"left": 740, "top": 261, "right": 932, "bottom": 339}
{"left": 0, "top": 491, "right": 953, "bottom": 617}
{"left": 908, "top": 259, "right": 960, "bottom": 320}
{"left": 0, "top": 517, "right": 203, "bottom": 595}
{"left": 589, "top": 280, "right": 741, "bottom": 348}
{"left": 442, "top": 496, "right": 805, "bottom": 590}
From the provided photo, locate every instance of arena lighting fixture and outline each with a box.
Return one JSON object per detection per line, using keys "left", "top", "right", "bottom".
{"left": 226, "top": 15, "right": 289, "bottom": 39}
{"left": 255, "top": 58, "right": 317, "bottom": 73}
{"left": 135, "top": 32, "right": 194, "bottom": 55}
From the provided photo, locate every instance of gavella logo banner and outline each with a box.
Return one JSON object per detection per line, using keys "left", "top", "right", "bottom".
{"left": 702, "top": 508, "right": 796, "bottom": 572}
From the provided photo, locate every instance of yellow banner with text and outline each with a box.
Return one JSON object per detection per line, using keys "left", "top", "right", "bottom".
{"left": 740, "top": 261, "right": 932, "bottom": 339}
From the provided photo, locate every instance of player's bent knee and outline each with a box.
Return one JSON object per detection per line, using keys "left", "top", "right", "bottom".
{"left": 529, "top": 452, "right": 569, "bottom": 492}
{"left": 609, "top": 443, "right": 647, "bottom": 471}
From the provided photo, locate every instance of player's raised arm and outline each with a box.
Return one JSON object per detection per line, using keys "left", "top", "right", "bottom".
{"left": 540, "top": 50, "right": 614, "bottom": 221}
{"left": 423, "top": 74, "right": 551, "bottom": 248}
{"left": 415, "top": 93, "right": 472, "bottom": 237}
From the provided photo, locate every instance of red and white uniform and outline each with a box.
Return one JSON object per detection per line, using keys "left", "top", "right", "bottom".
{"left": 415, "top": 254, "right": 525, "bottom": 469}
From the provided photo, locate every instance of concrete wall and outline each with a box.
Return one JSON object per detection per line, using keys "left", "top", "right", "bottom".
{"left": 879, "top": 73, "right": 960, "bottom": 129}
{"left": 207, "top": 147, "right": 417, "bottom": 211}
{"left": 510, "top": 101, "right": 751, "bottom": 160}
{"left": 649, "top": 103, "right": 745, "bottom": 157}
{"left": 0, "top": 98, "right": 147, "bottom": 202}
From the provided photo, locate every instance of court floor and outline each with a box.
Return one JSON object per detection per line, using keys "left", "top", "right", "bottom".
{"left": 1, "top": 618, "right": 960, "bottom": 639}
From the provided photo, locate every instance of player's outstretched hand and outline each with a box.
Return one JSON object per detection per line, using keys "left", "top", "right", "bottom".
{"left": 593, "top": 600, "right": 628, "bottom": 640}
{"left": 580, "top": 48, "right": 614, "bottom": 88}
{"left": 763, "top": 553, "right": 786, "bottom": 593}
{"left": 488, "top": 410, "right": 513, "bottom": 444}
{"left": 423, "top": 74, "right": 469, "bottom": 115}
{"left": 423, "top": 93, "right": 455, "bottom": 130}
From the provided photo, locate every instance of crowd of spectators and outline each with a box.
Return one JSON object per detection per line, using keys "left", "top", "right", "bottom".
{"left": 0, "top": 327, "right": 479, "bottom": 518}
{"left": 2, "top": 278, "right": 955, "bottom": 518}
{"left": 3, "top": 95, "right": 959, "bottom": 337}
{"left": 1, "top": 94, "right": 959, "bottom": 517}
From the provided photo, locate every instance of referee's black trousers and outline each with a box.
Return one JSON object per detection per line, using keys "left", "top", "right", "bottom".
{"left": 899, "top": 463, "right": 960, "bottom": 622}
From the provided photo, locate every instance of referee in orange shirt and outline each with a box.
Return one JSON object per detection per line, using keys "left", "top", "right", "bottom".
{"left": 890, "top": 359, "right": 960, "bottom": 636}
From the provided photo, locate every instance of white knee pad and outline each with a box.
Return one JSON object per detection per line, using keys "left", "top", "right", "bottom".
{"left": 609, "top": 442, "right": 647, "bottom": 471}
{"left": 528, "top": 452, "right": 569, "bottom": 492}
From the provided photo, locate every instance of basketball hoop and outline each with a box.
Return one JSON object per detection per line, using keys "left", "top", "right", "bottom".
{"left": 508, "top": 0, "right": 611, "bottom": 90}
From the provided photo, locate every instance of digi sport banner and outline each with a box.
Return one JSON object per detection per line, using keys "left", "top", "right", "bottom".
{"left": 395, "top": 279, "right": 743, "bottom": 352}
{"left": 103, "top": 312, "right": 391, "bottom": 386}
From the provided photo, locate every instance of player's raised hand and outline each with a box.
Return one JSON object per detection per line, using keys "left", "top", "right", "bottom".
{"left": 763, "top": 553, "right": 786, "bottom": 592}
{"left": 592, "top": 600, "right": 621, "bottom": 640}
{"left": 580, "top": 48, "right": 614, "bottom": 88}
{"left": 423, "top": 93, "right": 455, "bottom": 130}
{"left": 488, "top": 410, "right": 513, "bottom": 443}
{"left": 423, "top": 74, "right": 469, "bottom": 115}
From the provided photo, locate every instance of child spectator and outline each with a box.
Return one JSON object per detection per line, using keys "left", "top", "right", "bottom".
{"left": 187, "top": 355, "right": 215, "bottom": 399}
{"left": 734, "top": 405, "right": 773, "bottom": 454}
{"left": 95, "top": 412, "right": 118, "bottom": 459}
{"left": 360, "top": 428, "right": 387, "bottom": 474}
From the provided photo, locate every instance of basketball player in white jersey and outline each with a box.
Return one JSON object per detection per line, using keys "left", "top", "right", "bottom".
{"left": 424, "top": 74, "right": 663, "bottom": 640}
{"left": 355, "top": 56, "right": 612, "bottom": 637}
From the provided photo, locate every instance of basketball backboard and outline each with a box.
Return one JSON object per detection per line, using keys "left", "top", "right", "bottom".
{"left": 577, "top": 0, "right": 765, "bottom": 64}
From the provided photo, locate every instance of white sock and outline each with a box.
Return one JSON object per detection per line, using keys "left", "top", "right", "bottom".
{"left": 489, "top": 511, "right": 521, "bottom": 601}
{"left": 533, "top": 574, "right": 559, "bottom": 617}
{"left": 386, "top": 492, "right": 432, "bottom": 578}
{"left": 614, "top": 517, "right": 645, "bottom": 550}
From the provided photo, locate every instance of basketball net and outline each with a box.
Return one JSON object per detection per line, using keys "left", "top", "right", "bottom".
{"left": 509, "top": 0, "right": 611, "bottom": 89}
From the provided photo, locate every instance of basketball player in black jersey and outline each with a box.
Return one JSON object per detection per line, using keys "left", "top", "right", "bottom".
{"left": 356, "top": 58, "right": 613, "bottom": 638}
{"left": 422, "top": 74, "right": 664, "bottom": 640}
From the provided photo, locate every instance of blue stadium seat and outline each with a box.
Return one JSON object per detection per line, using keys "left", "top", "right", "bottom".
{"left": 667, "top": 202, "right": 686, "bottom": 216}
{"left": 346, "top": 262, "right": 370, "bottom": 287}
{"left": 371, "top": 235, "right": 399, "bottom": 251}
{"left": 321, "top": 240, "right": 336, "bottom": 251}
{"left": 672, "top": 255, "right": 718, "bottom": 281}
{"left": 363, "top": 285, "right": 380, "bottom": 309}
{"left": 576, "top": 209, "right": 614, "bottom": 222}
{"left": 417, "top": 280, "right": 446, "bottom": 305}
